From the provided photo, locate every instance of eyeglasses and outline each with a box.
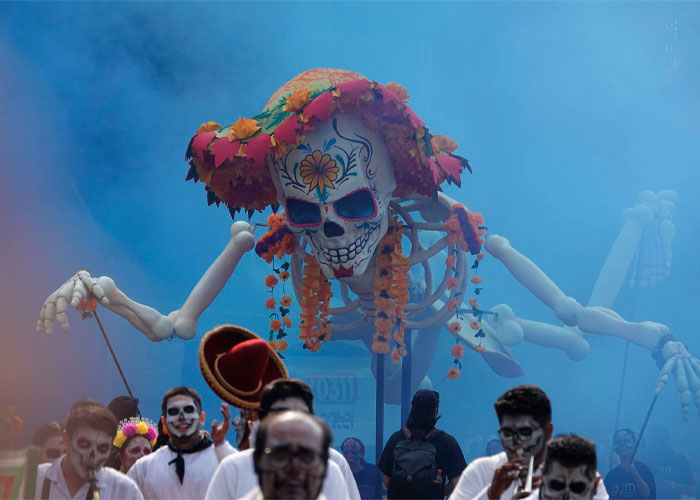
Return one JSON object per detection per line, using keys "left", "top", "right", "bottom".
{"left": 263, "top": 445, "right": 322, "bottom": 469}
{"left": 498, "top": 426, "right": 538, "bottom": 442}
{"left": 548, "top": 479, "right": 589, "bottom": 494}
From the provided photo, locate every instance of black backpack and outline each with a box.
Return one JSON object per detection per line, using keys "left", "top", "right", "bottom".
{"left": 390, "top": 428, "right": 444, "bottom": 499}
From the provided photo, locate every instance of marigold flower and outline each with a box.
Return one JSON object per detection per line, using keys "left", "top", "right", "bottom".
{"left": 372, "top": 340, "right": 391, "bottom": 354}
{"left": 430, "top": 134, "right": 458, "bottom": 154}
{"left": 279, "top": 270, "right": 290, "bottom": 281}
{"left": 270, "top": 320, "right": 282, "bottom": 332}
{"left": 447, "top": 367, "right": 460, "bottom": 380}
{"left": 265, "top": 275, "right": 279, "bottom": 288}
{"left": 451, "top": 344, "right": 465, "bottom": 358}
{"left": 268, "top": 340, "right": 278, "bottom": 350}
{"left": 445, "top": 255, "right": 456, "bottom": 268}
{"left": 477, "top": 252, "right": 485, "bottom": 261}
{"left": 471, "top": 276, "right": 483, "bottom": 285}
{"left": 228, "top": 117, "right": 260, "bottom": 141}
{"left": 265, "top": 297, "right": 276, "bottom": 310}
{"left": 391, "top": 349, "right": 401, "bottom": 364}
{"left": 136, "top": 421, "right": 149, "bottom": 434}
{"left": 280, "top": 295, "right": 292, "bottom": 307}
{"left": 447, "top": 299, "right": 458, "bottom": 313}
{"left": 469, "top": 320, "right": 481, "bottom": 330}
{"left": 449, "top": 322, "right": 462, "bottom": 335}
{"left": 283, "top": 317, "right": 292, "bottom": 328}
{"left": 386, "top": 82, "right": 409, "bottom": 102}
{"left": 468, "top": 297, "right": 479, "bottom": 308}
{"left": 283, "top": 88, "right": 313, "bottom": 112}
{"left": 196, "top": 121, "right": 222, "bottom": 134}
{"left": 473, "top": 345, "right": 487, "bottom": 353}
{"left": 277, "top": 340, "right": 288, "bottom": 352}
{"left": 113, "top": 432, "right": 126, "bottom": 448}
{"left": 447, "top": 277, "right": 459, "bottom": 290}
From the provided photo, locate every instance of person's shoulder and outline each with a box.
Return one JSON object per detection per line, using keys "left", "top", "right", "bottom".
{"left": 101, "top": 467, "right": 142, "bottom": 496}
{"left": 467, "top": 451, "right": 507, "bottom": 471}
{"left": 220, "top": 448, "right": 253, "bottom": 467}
{"left": 130, "top": 445, "right": 169, "bottom": 471}
{"left": 432, "top": 429, "right": 460, "bottom": 444}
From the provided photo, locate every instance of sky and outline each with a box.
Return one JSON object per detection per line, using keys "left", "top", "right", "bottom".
{"left": 1, "top": 1, "right": 699, "bottom": 466}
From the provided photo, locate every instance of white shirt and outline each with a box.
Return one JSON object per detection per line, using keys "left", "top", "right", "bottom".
{"left": 238, "top": 486, "right": 328, "bottom": 500}
{"left": 128, "top": 440, "right": 236, "bottom": 499}
{"left": 35, "top": 456, "right": 143, "bottom": 500}
{"left": 449, "top": 452, "right": 609, "bottom": 500}
{"left": 205, "top": 448, "right": 355, "bottom": 500}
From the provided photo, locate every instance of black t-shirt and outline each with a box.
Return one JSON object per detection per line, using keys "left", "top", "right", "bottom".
{"left": 646, "top": 449, "right": 694, "bottom": 499}
{"left": 353, "top": 461, "right": 381, "bottom": 500}
{"left": 605, "top": 461, "right": 656, "bottom": 499}
{"left": 378, "top": 428, "right": 467, "bottom": 499}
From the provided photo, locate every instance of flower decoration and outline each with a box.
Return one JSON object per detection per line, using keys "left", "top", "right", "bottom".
{"left": 451, "top": 344, "right": 465, "bottom": 359}
{"left": 196, "top": 121, "right": 222, "bottom": 134}
{"left": 449, "top": 322, "right": 462, "bottom": 335}
{"left": 446, "top": 367, "right": 460, "bottom": 380}
{"left": 255, "top": 214, "right": 296, "bottom": 264}
{"left": 279, "top": 270, "right": 290, "bottom": 281}
{"left": 261, "top": 246, "right": 294, "bottom": 357}
{"left": 299, "top": 254, "right": 333, "bottom": 353}
{"left": 283, "top": 88, "right": 313, "bottom": 112}
{"left": 228, "top": 118, "right": 261, "bottom": 141}
{"left": 114, "top": 417, "right": 158, "bottom": 448}
{"left": 265, "top": 297, "right": 276, "bottom": 310}
{"left": 386, "top": 82, "right": 409, "bottom": 103}
{"left": 299, "top": 151, "right": 339, "bottom": 196}
{"left": 280, "top": 295, "right": 292, "bottom": 307}
{"left": 265, "top": 275, "right": 279, "bottom": 289}
{"left": 77, "top": 294, "right": 99, "bottom": 321}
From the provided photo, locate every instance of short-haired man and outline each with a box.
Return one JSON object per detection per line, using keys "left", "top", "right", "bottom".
{"left": 206, "top": 378, "right": 360, "bottom": 499}
{"left": 449, "top": 385, "right": 608, "bottom": 500}
{"left": 35, "top": 399, "right": 142, "bottom": 499}
{"left": 127, "top": 386, "right": 235, "bottom": 499}
{"left": 32, "top": 421, "right": 66, "bottom": 464}
{"left": 604, "top": 429, "right": 655, "bottom": 499}
{"left": 248, "top": 411, "right": 331, "bottom": 500}
{"left": 523, "top": 435, "right": 601, "bottom": 500}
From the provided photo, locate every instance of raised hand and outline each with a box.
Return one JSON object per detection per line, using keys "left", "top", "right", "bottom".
{"left": 210, "top": 402, "right": 231, "bottom": 446}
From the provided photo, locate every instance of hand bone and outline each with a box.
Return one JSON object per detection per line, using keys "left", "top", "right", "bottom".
{"left": 655, "top": 340, "right": 700, "bottom": 420}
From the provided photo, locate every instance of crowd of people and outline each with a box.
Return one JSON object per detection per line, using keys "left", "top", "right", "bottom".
{"left": 1, "top": 380, "right": 696, "bottom": 500}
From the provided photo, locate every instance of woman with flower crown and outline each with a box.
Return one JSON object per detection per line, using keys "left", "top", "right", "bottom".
{"left": 113, "top": 417, "right": 158, "bottom": 473}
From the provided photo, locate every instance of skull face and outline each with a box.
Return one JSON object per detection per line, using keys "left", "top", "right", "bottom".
{"left": 540, "top": 461, "right": 597, "bottom": 500}
{"left": 67, "top": 426, "right": 112, "bottom": 481}
{"left": 269, "top": 114, "right": 396, "bottom": 280}
{"left": 498, "top": 415, "right": 547, "bottom": 462}
{"left": 165, "top": 395, "right": 202, "bottom": 439}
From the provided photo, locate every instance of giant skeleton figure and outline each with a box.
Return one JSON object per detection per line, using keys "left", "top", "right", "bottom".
{"left": 38, "top": 69, "right": 700, "bottom": 416}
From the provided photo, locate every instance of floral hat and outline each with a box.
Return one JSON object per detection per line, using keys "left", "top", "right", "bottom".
{"left": 185, "top": 68, "right": 472, "bottom": 216}
{"left": 113, "top": 417, "right": 158, "bottom": 448}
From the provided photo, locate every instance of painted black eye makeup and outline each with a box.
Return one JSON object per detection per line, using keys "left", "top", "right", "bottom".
{"left": 98, "top": 444, "right": 109, "bottom": 453}
{"left": 77, "top": 438, "right": 90, "bottom": 449}
{"left": 183, "top": 405, "right": 196, "bottom": 414}
{"left": 167, "top": 408, "right": 180, "bottom": 416}
{"left": 549, "top": 479, "right": 566, "bottom": 491}
{"left": 570, "top": 482, "right": 588, "bottom": 494}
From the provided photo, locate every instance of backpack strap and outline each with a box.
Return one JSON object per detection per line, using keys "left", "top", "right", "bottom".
{"left": 425, "top": 428, "right": 443, "bottom": 442}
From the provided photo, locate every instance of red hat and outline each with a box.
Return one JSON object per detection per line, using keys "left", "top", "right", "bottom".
{"left": 199, "top": 325, "right": 289, "bottom": 410}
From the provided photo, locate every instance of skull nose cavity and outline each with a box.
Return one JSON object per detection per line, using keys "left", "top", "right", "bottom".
{"left": 324, "top": 221, "right": 345, "bottom": 238}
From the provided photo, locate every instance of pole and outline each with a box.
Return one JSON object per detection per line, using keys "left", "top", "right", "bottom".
{"left": 401, "top": 329, "right": 412, "bottom": 427}
{"left": 375, "top": 353, "right": 385, "bottom": 500}
{"left": 630, "top": 393, "right": 659, "bottom": 462}
{"left": 93, "top": 310, "right": 135, "bottom": 398}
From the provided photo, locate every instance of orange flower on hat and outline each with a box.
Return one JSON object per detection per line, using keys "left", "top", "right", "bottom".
{"left": 449, "top": 322, "right": 462, "bottom": 335}
{"left": 430, "top": 134, "right": 458, "bottom": 154}
{"left": 299, "top": 151, "right": 339, "bottom": 196}
{"left": 196, "top": 121, "right": 222, "bottom": 134}
{"left": 265, "top": 297, "right": 276, "bottom": 310}
{"left": 447, "top": 367, "right": 460, "bottom": 380}
{"left": 270, "top": 319, "right": 283, "bottom": 332}
{"left": 280, "top": 295, "right": 292, "bottom": 307}
{"left": 451, "top": 344, "right": 465, "bottom": 358}
{"left": 283, "top": 88, "right": 313, "bottom": 112}
{"left": 228, "top": 118, "right": 261, "bottom": 141}
{"left": 265, "top": 275, "right": 279, "bottom": 288}
{"left": 386, "top": 82, "right": 409, "bottom": 102}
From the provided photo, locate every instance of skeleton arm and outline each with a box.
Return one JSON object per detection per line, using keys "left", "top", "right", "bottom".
{"left": 37, "top": 221, "right": 255, "bottom": 341}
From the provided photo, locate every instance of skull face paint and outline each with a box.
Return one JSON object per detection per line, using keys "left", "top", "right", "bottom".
{"left": 67, "top": 426, "right": 112, "bottom": 481}
{"left": 539, "top": 461, "right": 596, "bottom": 500}
{"left": 498, "top": 415, "right": 546, "bottom": 462}
{"left": 165, "top": 395, "right": 201, "bottom": 440}
{"left": 40, "top": 434, "right": 67, "bottom": 464}
{"left": 120, "top": 435, "right": 152, "bottom": 473}
{"left": 270, "top": 114, "right": 396, "bottom": 280}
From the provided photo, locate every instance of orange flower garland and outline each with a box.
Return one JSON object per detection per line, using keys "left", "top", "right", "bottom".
{"left": 260, "top": 238, "right": 294, "bottom": 356}
{"left": 299, "top": 254, "right": 333, "bottom": 353}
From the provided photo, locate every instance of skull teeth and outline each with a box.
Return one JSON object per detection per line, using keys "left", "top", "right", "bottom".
{"left": 321, "top": 225, "right": 378, "bottom": 265}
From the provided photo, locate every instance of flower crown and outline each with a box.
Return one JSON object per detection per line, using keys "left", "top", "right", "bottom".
{"left": 113, "top": 417, "right": 158, "bottom": 448}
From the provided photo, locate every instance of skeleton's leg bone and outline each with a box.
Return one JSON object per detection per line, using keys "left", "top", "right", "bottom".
{"left": 487, "top": 304, "right": 524, "bottom": 346}
{"left": 519, "top": 320, "right": 590, "bottom": 361}
{"left": 576, "top": 306, "right": 666, "bottom": 350}
{"left": 588, "top": 203, "right": 654, "bottom": 307}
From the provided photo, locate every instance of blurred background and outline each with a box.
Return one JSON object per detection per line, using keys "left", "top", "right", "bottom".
{"left": 1, "top": 1, "right": 698, "bottom": 470}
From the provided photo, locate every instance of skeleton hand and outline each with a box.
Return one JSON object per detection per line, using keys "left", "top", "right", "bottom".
{"left": 37, "top": 270, "right": 111, "bottom": 334}
{"left": 654, "top": 339, "right": 700, "bottom": 420}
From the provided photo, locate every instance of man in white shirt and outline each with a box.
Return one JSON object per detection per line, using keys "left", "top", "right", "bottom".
{"left": 449, "top": 385, "right": 608, "bottom": 500}
{"left": 127, "top": 386, "right": 235, "bottom": 499}
{"left": 241, "top": 411, "right": 330, "bottom": 500}
{"left": 206, "top": 378, "right": 360, "bottom": 499}
{"left": 35, "top": 399, "right": 142, "bottom": 500}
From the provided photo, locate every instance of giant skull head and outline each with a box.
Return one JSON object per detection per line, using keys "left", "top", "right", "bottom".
{"left": 269, "top": 114, "right": 396, "bottom": 280}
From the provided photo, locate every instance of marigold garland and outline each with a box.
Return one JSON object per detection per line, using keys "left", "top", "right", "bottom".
{"left": 255, "top": 214, "right": 296, "bottom": 263}
{"left": 261, "top": 246, "right": 294, "bottom": 355}
{"left": 299, "top": 254, "right": 333, "bottom": 353}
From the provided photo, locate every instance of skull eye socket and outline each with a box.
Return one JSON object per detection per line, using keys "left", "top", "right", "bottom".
{"left": 167, "top": 408, "right": 179, "bottom": 416}
{"left": 548, "top": 479, "right": 566, "bottom": 491}
{"left": 333, "top": 188, "right": 377, "bottom": 221}
{"left": 286, "top": 198, "right": 322, "bottom": 226}
{"left": 570, "top": 482, "right": 588, "bottom": 494}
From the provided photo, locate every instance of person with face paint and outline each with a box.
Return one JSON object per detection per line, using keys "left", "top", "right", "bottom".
{"left": 34, "top": 399, "right": 143, "bottom": 500}
{"left": 449, "top": 385, "right": 608, "bottom": 500}
{"left": 32, "top": 421, "right": 67, "bottom": 465}
{"left": 127, "top": 386, "right": 236, "bottom": 499}
{"left": 246, "top": 411, "right": 331, "bottom": 500}
{"left": 604, "top": 429, "right": 655, "bottom": 499}
{"left": 206, "top": 378, "right": 359, "bottom": 500}
{"left": 520, "top": 435, "right": 601, "bottom": 500}
{"left": 341, "top": 437, "right": 381, "bottom": 500}
{"left": 113, "top": 417, "right": 158, "bottom": 473}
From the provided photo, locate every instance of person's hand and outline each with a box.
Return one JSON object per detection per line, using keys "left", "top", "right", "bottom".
{"left": 488, "top": 459, "right": 524, "bottom": 500}
{"left": 210, "top": 402, "right": 231, "bottom": 446}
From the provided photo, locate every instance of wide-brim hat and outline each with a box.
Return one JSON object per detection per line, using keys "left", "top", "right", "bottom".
{"left": 185, "top": 68, "right": 472, "bottom": 216}
{"left": 199, "top": 325, "right": 289, "bottom": 410}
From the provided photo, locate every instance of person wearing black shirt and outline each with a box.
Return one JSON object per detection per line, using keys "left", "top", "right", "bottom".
{"left": 604, "top": 429, "right": 655, "bottom": 499}
{"left": 378, "top": 390, "right": 467, "bottom": 499}
{"left": 341, "top": 437, "right": 381, "bottom": 499}
{"left": 645, "top": 424, "right": 695, "bottom": 499}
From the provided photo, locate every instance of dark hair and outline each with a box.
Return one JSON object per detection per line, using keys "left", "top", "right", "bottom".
{"left": 544, "top": 434, "right": 597, "bottom": 480}
{"left": 405, "top": 390, "right": 440, "bottom": 440}
{"left": 259, "top": 379, "right": 314, "bottom": 421}
{"left": 253, "top": 411, "right": 331, "bottom": 473}
{"left": 161, "top": 387, "right": 202, "bottom": 416}
{"left": 341, "top": 437, "right": 365, "bottom": 455}
{"left": 494, "top": 385, "right": 552, "bottom": 427}
{"left": 108, "top": 396, "right": 140, "bottom": 421}
{"left": 66, "top": 400, "right": 118, "bottom": 438}
{"left": 32, "top": 421, "right": 64, "bottom": 447}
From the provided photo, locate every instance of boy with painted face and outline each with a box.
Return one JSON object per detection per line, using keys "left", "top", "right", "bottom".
{"left": 127, "top": 386, "right": 236, "bottom": 499}
{"left": 34, "top": 400, "right": 142, "bottom": 500}
{"left": 32, "top": 421, "right": 67, "bottom": 464}
{"left": 449, "top": 385, "right": 608, "bottom": 500}
{"left": 604, "top": 429, "right": 655, "bottom": 499}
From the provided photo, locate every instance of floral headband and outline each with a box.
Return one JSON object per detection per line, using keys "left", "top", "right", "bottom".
{"left": 113, "top": 417, "right": 158, "bottom": 448}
